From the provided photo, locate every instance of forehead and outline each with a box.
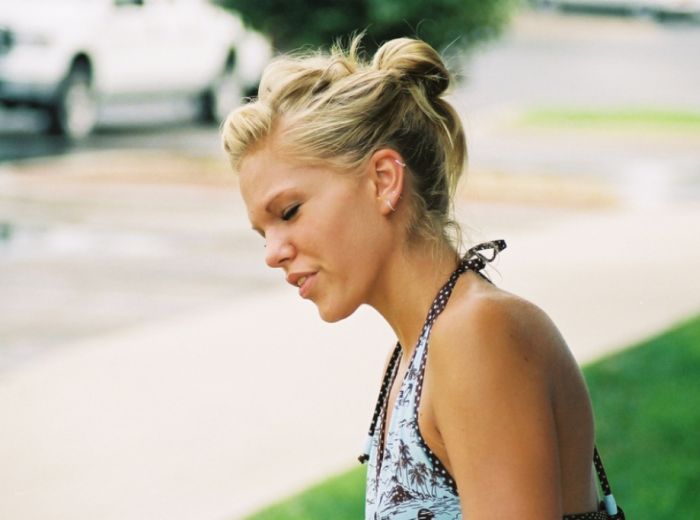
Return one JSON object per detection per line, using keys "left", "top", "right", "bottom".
{"left": 238, "top": 146, "right": 359, "bottom": 227}
{"left": 239, "top": 146, "right": 315, "bottom": 207}
{"left": 239, "top": 147, "right": 285, "bottom": 203}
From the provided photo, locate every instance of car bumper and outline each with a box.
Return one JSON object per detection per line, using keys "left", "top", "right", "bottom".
{"left": 0, "top": 45, "right": 66, "bottom": 106}
{"left": 0, "top": 78, "right": 58, "bottom": 106}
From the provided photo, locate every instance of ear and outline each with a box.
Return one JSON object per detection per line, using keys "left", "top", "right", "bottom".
{"left": 367, "top": 148, "right": 406, "bottom": 216}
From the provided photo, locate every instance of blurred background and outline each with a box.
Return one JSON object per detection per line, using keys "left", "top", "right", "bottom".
{"left": 1, "top": 0, "right": 699, "bottom": 519}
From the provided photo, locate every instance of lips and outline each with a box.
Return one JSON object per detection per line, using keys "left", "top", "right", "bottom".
{"left": 286, "top": 271, "right": 318, "bottom": 298}
{"left": 298, "top": 273, "right": 317, "bottom": 298}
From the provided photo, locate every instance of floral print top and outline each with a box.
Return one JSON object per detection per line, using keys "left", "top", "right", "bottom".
{"left": 365, "top": 328, "right": 461, "bottom": 520}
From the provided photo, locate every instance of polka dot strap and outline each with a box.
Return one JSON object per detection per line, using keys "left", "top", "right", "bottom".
{"left": 461, "top": 239, "right": 507, "bottom": 272}
{"left": 358, "top": 342, "right": 401, "bottom": 463}
{"left": 562, "top": 447, "right": 625, "bottom": 518}
{"left": 408, "top": 240, "right": 508, "bottom": 494}
{"left": 593, "top": 446, "right": 624, "bottom": 519}
{"left": 420, "top": 239, "right": 507, "bottom": 336}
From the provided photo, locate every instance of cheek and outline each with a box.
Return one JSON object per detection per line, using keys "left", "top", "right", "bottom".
{"left": 311, "top": 210, "right": 389, "bottom": 321}
{"left": 326, "top": 205, "right": 390, "bottom": 294}
{"left": 326, "top": 197, "right": 385, "bottom": 259}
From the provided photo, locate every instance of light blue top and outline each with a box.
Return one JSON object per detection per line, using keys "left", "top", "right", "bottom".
{"left": 365, "top": 326, "right": 461, "bottom": 520}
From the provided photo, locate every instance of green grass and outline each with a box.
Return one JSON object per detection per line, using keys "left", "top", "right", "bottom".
{"left": 585, "top": 314, "right": 700, "bottom": 518}
{"left": 243, "top": 314, "right": 700, "bottom": 519}
{"left": 243, "top": 464, "right": 367, "bottom": 520}
{"left": 519, "top": 108, "right": 700, "bottom": 131}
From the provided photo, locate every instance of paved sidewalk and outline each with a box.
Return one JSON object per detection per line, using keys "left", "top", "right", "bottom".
{"left": 1, "top": 201, "right": 699, "bottom": 520}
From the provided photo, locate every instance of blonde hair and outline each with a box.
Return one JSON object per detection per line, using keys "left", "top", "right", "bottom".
{"left": 222, "top": 36, "right": 467, "bottom": 248}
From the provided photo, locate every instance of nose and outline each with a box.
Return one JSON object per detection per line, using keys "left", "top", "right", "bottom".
{"left": 264, "top": 232, "right": 295, "bottom": 268}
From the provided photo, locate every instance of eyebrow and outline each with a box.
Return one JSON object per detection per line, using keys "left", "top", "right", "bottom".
{"left": 250, "top": 187, "right": 295, "bottom": 237}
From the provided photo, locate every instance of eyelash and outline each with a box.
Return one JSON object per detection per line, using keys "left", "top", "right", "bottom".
{"left": 282, "top": 203, "right": 301, "bottom": 221}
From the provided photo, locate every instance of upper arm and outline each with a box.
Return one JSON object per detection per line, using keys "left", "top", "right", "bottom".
{"left": 429, "top": 295, "right": 564, "bottom": 519}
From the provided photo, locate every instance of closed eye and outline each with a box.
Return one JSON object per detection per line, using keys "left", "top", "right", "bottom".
{"left": 282, "top": 203, "right": 301, "bottom": 221}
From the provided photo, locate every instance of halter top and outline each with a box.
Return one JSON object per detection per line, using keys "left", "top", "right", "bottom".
{"left": 360, "top": 240, "right": 623, "bottom": 520}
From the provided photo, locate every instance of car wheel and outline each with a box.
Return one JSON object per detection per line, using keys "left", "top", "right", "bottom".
{"left": 200, "top": 60, "right": 244, "bottom": 125}
{"left": 47, "top": 63, "right": 98, "bottom": 140}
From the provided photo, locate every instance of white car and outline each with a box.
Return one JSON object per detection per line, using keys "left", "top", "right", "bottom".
{"left": 0, "top": 0, "right": 272, "bottom": 139}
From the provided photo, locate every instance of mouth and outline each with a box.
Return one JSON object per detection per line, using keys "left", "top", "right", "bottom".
{"left": 287, "top": 271, "right": 318, "bottom": 298}
{"left": 296, "top": 273, "right": 317, "bottom": 298}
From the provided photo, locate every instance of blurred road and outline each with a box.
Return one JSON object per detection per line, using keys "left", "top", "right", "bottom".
{"left": 0, "top": 98, "right": 218, "bottom": 161}
{"left": 461, "top": 11, "right": 700, "bottom": 110}
{"left": 457, "top": 11, "right": 700, "bottom": 206}
{"left": 0, "top": 151, "right": 275, "bottom": 374}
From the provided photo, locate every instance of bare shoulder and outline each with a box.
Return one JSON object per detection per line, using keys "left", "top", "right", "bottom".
{"left": 423, "top": 277, "right": 596, "bottom": 516}
{"left": 429, "top": 279, "right": 568, "bottom": 383}
{"left": 425, "top": 278, "right": 575, "bottom": 515}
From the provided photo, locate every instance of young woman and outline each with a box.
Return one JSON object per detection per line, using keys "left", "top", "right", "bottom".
{"left": 222, "top": 37, "right": 623, "bottom": 520}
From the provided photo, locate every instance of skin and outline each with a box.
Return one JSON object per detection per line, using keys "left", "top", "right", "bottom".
{"left": 239, "top": 141, "right": 600, "bottom": 519}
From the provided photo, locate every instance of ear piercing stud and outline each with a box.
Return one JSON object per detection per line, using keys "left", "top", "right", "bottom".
{"left": 382, "top": 161, "right": 403, "bottom": 212}
{"left": 385, "top": 191, "right": 400, "bottom": 212}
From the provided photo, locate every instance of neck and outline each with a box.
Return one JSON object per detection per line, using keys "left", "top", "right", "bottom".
{"left": 367, "top": 239, "right": 460, "bottom": 362}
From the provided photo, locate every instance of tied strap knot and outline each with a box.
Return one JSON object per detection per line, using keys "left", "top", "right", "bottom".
{"left": 460, "top": 239, "right": 507, "bottom": 271}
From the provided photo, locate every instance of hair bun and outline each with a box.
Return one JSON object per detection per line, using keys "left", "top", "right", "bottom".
{"left": 372, "top": 38, "right": 450, "bottom": 97}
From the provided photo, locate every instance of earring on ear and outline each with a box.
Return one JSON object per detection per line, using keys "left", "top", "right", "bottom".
{"left": 386, "top": 189, "right": 402, "bottom": 211}
{"left": 384, "top": 160, "right": 404, "bottom": 211}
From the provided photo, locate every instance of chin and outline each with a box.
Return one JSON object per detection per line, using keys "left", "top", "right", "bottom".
{"left": 316, "top": 300, "right": 359, "bottom": 323}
